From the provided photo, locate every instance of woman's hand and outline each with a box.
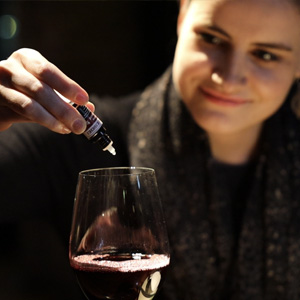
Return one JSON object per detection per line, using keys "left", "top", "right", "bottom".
{"left": 0, "top": 48, "right": 91, "bottom": 134}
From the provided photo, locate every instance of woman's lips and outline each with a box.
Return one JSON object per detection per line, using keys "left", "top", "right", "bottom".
{"left": 201, "top": 87, "right": 251, "bottom": 107}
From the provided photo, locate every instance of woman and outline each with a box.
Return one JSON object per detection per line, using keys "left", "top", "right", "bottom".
{"left": 1, "top": 0, "right": 300, "bottom": 299}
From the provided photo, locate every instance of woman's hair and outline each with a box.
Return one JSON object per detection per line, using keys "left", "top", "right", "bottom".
{"left": 184, "top": 0, "right": 300, "bottom": 7}
{"left": 291, "top": 0, "right": 300, "bottom": 7}
{"left": 291, "top": 81, "right": 300, "bottom": 118}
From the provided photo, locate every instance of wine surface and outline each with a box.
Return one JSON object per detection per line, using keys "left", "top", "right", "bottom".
{"left": 70, "top": 253, "right": 170, "bottom": 300}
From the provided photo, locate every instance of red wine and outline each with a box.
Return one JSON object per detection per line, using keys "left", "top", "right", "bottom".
{"left": 70, "top": 253, "right": 170, "bottom": 300}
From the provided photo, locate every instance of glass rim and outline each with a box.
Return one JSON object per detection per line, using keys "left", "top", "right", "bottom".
{"left": 79, "top": 166, "right": 155, "bottom": 177}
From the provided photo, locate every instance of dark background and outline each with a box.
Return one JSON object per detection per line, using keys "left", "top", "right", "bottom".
{"left": 0, "top": 1, "right": 178, "bottom": 96}
{"left": 0, "top": 1, "right": 178, "bottom": 299}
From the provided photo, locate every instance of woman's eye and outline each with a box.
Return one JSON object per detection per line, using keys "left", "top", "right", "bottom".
{"left": 199, "top": 32, "right": 223, "bottom": 45}
{"left": 252, "top": 49, "right": 279, "bottom": 62}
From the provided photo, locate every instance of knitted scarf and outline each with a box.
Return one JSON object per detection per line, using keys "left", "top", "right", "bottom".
{"left": 128, "top": 68, "right": 300, "bottom": 300}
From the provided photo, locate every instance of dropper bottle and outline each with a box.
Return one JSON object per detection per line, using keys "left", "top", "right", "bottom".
{"left": 55, "top": 90, "right": 116, "bottom": 156}
{"left": 72, "top": 103, "right": 116, "bottom": 156}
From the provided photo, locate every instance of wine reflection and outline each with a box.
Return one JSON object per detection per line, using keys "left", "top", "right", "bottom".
{"left": 78, "top": 207, "right": 158, "bottom": 254}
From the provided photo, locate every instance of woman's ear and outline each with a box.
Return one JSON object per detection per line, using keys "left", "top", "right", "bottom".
{"left": 177, "top": 0, "right": 190, "bottom": 35}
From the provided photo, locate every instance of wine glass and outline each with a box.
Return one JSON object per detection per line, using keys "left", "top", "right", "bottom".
{"left": 69, "top": 167, "right": 170, "bottom": 300}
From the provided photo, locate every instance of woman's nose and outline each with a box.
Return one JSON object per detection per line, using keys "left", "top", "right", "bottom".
{"left": 211, "top": 50, "right": 248, "bottom": 92}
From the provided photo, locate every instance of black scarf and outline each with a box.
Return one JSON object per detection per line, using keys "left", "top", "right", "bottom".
{"left": 128, "top": 68, "right": 300, "bottom": 300}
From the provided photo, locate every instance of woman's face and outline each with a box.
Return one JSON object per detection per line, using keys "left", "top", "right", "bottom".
{"left": 173, "top": 0, "right": 300, "bottom": 136}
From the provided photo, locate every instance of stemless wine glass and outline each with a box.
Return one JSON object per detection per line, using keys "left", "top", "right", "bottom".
{"left": 69, "top": 167, "right": 170, "bottom": 300}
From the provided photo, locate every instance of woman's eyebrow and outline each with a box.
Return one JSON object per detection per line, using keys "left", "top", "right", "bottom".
{"left": 207, "top": 25, "right": 293, "bottom": 52}
{"left": 254, "top": 42, "right": 293, "bottom": 52}
{"left": 206, "top": 25, "right": 230, "bottom": 38}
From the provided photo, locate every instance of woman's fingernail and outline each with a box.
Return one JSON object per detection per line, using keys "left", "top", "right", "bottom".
{"left": 57, "top": 123, "right": 71, "bottom": 134}
{"left": 76, "top": 93, "right": 88, "bottom": 103}
{"left": 61, "top": 126, "right": 72, "bottom": 134}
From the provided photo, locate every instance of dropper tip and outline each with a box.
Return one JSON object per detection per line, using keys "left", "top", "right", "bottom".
{"left": 109, "top": 147, "right": 116, "bottom": 156}
{"left": 105, "top": 143, "right": 116, "bottom": 156}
